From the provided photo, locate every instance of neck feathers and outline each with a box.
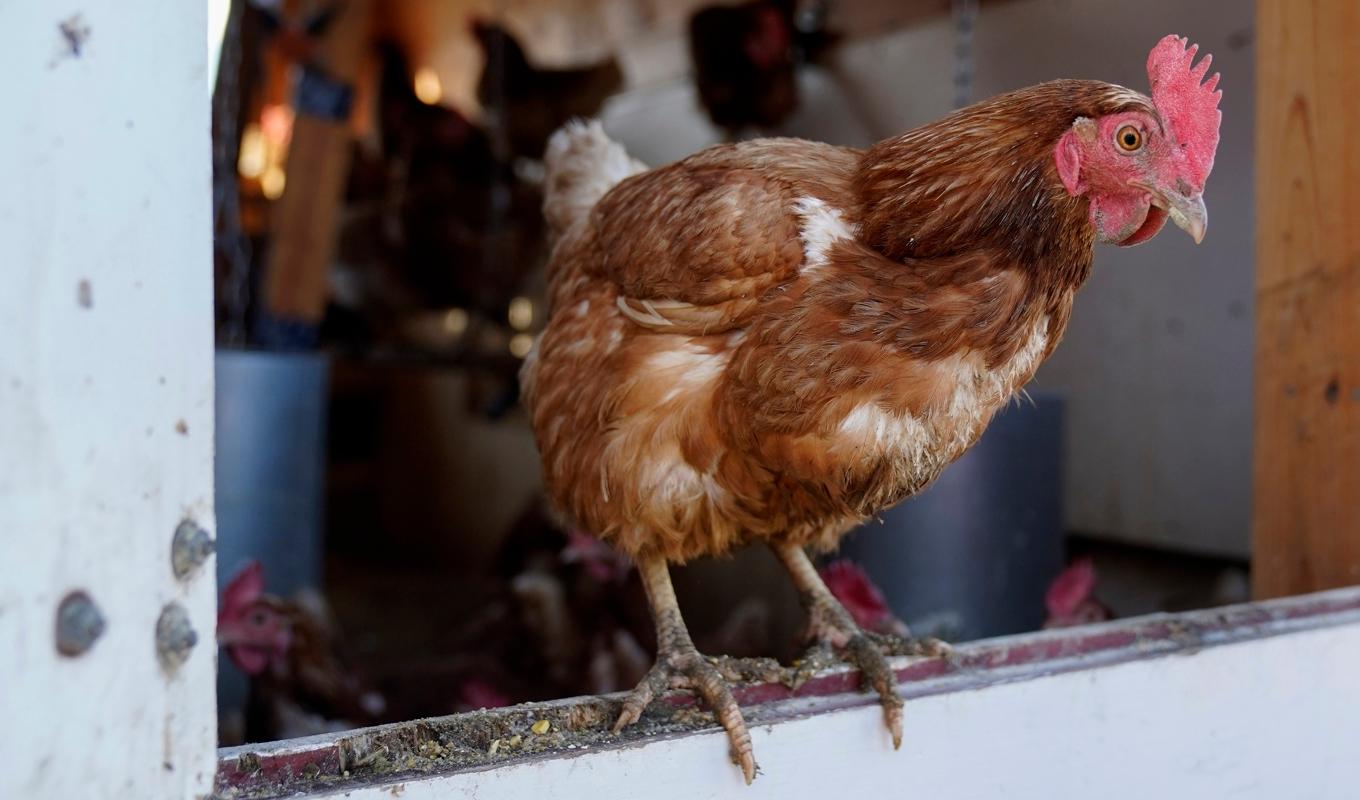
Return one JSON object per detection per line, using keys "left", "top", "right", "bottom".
{"left": 851, "top": 80, "right": 1150, "bottom": 294}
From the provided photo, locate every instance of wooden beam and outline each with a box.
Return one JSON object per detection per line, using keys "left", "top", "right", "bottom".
{"left": 262, "top": 0, "right": 372, "bottom": 325}
{"left": 1253, "top": 1, "right": 1360, "bottom": 597}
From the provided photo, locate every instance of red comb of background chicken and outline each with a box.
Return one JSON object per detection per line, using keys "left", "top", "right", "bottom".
{"left": 220, "top": 561, "right": 265, "bottom": 625}
{"left": 454, "top": 678, "right": 511, "bottom": 712}
{"left": 1045, "top": 557, "right": 1098, "bottom": 619}
{"left": 561, "top": 529, "right": 633, "bottom": 583}
{"left": 819, "top": 559, "right": 897, "bottom": 634}
{"left": 1147, "top": 35, "right": 1222, "bottom": 191}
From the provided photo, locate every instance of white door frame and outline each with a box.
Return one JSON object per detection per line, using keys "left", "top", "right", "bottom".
{"left": 0, "top": 2, "right": 216, "bottom": 798}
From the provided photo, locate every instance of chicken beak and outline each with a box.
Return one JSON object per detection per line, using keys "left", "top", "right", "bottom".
{"left": 1152, "top": 188, "right": 1208, "bottom": 244}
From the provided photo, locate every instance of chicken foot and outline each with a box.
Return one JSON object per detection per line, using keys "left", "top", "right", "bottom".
{"left": 771, "top": 542, "right": 906, "bottom": 749}
{"left": 613, "top": 552, "right": 757, "bottom": 783}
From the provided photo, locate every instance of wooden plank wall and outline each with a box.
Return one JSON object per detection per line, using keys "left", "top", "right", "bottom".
{"left": 1254, "top": 0, "right": 1360, "bottom": 597}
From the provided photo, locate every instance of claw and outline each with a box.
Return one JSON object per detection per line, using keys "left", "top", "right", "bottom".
{"left": 612, "top": 665, "right": 664, "bottom": 732}
{"left": 730, "top": 738, "right": 757, "bottom": 785}
{"left": 922, "top": 637, "right": 953, "bottom": 658}
{"left": 845, "top": 634, "right": 905, "bottom": 750}
{"left": 611, "top": 695, "right": 645, "bottom": 733}
{"left": 613, "top": 651, "right": 757, "bottom": 783}
{"left": 773, "top": 544, "right": 912, "bottom": 754}
{"left": 699, "top": 670, "right": 755, "bottom": 784}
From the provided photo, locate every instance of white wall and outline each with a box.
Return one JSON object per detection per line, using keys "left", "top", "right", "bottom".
{"left": 605, "top": 0, "right": 1255, "bottom": 557}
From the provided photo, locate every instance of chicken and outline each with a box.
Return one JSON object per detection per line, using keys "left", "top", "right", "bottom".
{"left": 522, "top": 35, "right": 1221, "bottom": 782}
{"left": 688, "top": 1, "right": 800, "bottom": 135}
{"left": 333, "top": 43, "right": 546, "bottom": 338}
{"left": 472, "top": 20, "right": 624, "bottom": 161}
{"left": 217, "top": 563, "right": 386, "bottom": 742}
{"left": 492, "top": 504, "right": 658, "bottom": 699}
{"left": 1043, "top": 556, "right": 1114, "bottom": 628}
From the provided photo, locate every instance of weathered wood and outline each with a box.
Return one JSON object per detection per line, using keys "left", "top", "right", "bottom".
{"left": 262, "top": 0, "right": 372, "bottom": 323}
{"left": 0, "top": 2, "right": 216, "bottom": 796}
{"left": 1253, "top": 0, "right": 1360, "bottom": 597}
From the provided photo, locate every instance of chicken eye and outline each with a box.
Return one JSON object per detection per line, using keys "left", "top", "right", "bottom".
{"left": 1115, "top": 125, "right": 1143, "bottom": 152}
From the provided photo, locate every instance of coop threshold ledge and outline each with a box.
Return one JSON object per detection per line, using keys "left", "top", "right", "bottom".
{"left": 214, "top": 586, "right": 1360, "bottom": 800}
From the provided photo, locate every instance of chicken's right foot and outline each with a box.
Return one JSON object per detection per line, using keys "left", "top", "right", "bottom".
{"left": 613, "top": 642, "right": 756, "bottom": 783}
{"left": 615, "top": 553, "right": 757, "bottom": 784}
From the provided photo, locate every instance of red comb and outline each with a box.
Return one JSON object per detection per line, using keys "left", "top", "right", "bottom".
{"left": 819, "top": 559, "right": 893, "bottom": 629}
{"left": 1147, "top": 35, "right": 1222, "bottom": 191}
{"left": 220, "top": 561, "right": 265, "bottom": 621}
{"left": 1045, "top": 557, "right": 1097, "bottom": 618}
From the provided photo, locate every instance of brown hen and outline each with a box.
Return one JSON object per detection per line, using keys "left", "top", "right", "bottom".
{"left": 522, "top": 36, "right": 1222, "bottom": 782}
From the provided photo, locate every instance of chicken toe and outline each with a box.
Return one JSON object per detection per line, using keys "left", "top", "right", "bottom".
{"left": 773, "top": 543, "right": 906, "bottom": 749}
{"left": 614, "top": 643, "right": 756, "bottom": 782}
{"left": 615, "top": 553, "right": 757, "bottom": 783}
{"left": 840, "top": 633, "right": 905, "bottom": 748}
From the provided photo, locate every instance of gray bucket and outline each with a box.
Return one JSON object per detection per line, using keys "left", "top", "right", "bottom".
{"left": 214, "top": 350, "right": 330, "bottom": 726}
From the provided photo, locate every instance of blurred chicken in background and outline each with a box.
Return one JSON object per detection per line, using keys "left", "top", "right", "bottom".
{"left": 687, "top": 0, "right": 840, "bottom": 138}
{"left": 331, "top": 26, "right": 623, "bottom": 393}
{"left": 472, "top": 19, "right": 624, "bottom": 161}
{"left": 332, "top": 42, "right": 543, "bottom": 349}
{"left": 688, "top": 1, "right": 799, "bottom": 136}
{"left": 218, "top": 562, "right": 387, "bottom": 743}
{"left": 499, "top": 518, "right": 653, "bottom": 698}
{"left": 1043, "top": 557, "right": 1114, "bottom": 628}
{"left": 818, "top": 559, "right": 911, "bottom": 638}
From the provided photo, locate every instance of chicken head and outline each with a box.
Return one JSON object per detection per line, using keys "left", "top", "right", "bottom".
{"left": 218, "top": 561, "right": 292, "bottom": 676}
{"left": 1054, "top": 35, "right": 1222, "bottom": 246}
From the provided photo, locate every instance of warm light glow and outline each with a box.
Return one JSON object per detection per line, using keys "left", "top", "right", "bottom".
{"left": 509, "top": 333, "right": 534, "bottom": 359}
{"left": 237, "top": 123, "right": 266, "bottom": 179}
{"left": 241, "top": 105, "right": 294, "bottom": 194}
{"left": 260, "top": 104, "right": 295, "bottom": 146}
{"left": 507, "top": 296, "right": 534, "bottom": 331}
{"left": 414, "top": 67, "right": 443, "bottom": 105}
{"left": 443, "top": 308, "right": 469, "bottom": 337}
{"left": 261, "top": 165, "right": 287, "bottom": 199}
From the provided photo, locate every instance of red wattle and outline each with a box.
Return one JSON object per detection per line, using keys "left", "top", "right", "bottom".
{"left": 1117, "top": 204, "right": 1168, "bottom": 246}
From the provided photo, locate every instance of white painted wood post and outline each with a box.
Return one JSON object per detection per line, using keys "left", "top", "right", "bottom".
{"left": 0, "top": 2, "right": 216, "bottom": 799}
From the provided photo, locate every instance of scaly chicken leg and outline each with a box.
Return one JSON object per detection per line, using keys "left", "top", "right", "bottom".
{"left": 771, "top": 543, "right": 905, "bottom": 749}
{"left": 614, "top": 553, "right": 757, "bottom": 783}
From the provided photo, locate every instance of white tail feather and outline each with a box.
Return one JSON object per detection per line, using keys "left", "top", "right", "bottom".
{"left": 543, "top": 119, "right": 646, "bottom": 238}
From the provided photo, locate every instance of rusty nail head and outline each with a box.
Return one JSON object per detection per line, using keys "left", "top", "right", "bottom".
{"left": 171, "top": 519, "right": 215, "bottom": 580}
{"left": 155, "top": 602, "right": 197, "bottom": 674}
{"left": 56, "top": 590, "right": 105, "bottom": 657}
